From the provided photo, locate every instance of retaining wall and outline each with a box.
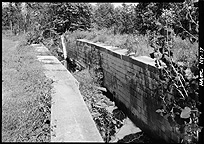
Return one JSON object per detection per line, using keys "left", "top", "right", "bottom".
{"left": 65, "top": 39, "right": 181, "bottom": 143}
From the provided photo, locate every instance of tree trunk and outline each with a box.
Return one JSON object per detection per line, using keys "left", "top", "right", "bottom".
{"left": 24, "top": 14, "right": 28, "bottom": 34}
{"left": 17, "top": 21, "right": 20, "bottom": 35}
{"left": 10, "top": 20, "right": 13, "bottom": 34}
{"left": 61, "top": 34, "right": 68, "bottom": 69}
{"left": 24, "top": 24, "right": 26, "bottom": 34}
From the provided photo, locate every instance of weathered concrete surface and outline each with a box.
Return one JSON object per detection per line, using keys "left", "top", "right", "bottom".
{"left": 32, "top": 44, "right": 103, "bottom": 142}
{"left": 115, "top": 118, "right": 141, "bottom": 140}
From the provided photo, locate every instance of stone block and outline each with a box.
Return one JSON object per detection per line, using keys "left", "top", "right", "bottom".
{"left": 118, "top": 66, "right": 127, "bottom": 75}
{"left": 131, "top": 96, "right": 138, "bottom": 108}
{"left": 118, "top": 94, "right": 130, "bottom": 109}
{"left": 131, "top": 106, "right": 139, "bottom": 117}
{"left": 118, "top": 89, "right": 131, "bottom": 103}
{"left": 112, "top": 56, "right": 123, "bottom": 65}
{"left": 133, "top": 64, "right": 140, "bottom": 71}
{"left": 122, "top": 55, "right": 131, "bottom": 63}
{"left": 141, "top": 114, "right": 148, "bottom": 124}
{"left": 148, "top": 64, "right": 158, "bottom": 73}
{"left": 170, "top": 132, "right": 180, "bottom": 143}
{"left": 116, "top": 71, "right": 126, "bottom": 82}
{"left": 161, "top": 125, "right": 166, "bottom": 132}
{"left": 131, "top": 59, "right": 148, "bottom": 69}
{"left": 142, "top": 68, "right": 150, "bottom": 76}
{"left": 135, "top": 92, "right": 141, "bottom": 101}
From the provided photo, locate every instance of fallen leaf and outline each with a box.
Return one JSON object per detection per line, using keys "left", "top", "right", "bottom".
{"left": 106, "top": 106, "right": 117, "bottom": 113}
{"left": 156, "top": 109, "right": 165, "bottom": 113}
{"left": 180, "top": 107, "right": 191, "bottom": 119}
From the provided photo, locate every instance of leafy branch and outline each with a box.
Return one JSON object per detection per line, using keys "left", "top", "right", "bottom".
{"left": 149, "top": 1, "right": 201, "bottom": 143}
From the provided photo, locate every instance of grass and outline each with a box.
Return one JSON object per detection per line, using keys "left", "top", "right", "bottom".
{"left": 64, "top": 28, "right": 154, "bottom": 58}
{"left": 64, "top": 28, "right": 198, "bottom": 64}
{"left": 172, "top": 36, "right": 198, "bottom": 66}
{"left": 2, "top": 33, "right": 53, "bottom": 142}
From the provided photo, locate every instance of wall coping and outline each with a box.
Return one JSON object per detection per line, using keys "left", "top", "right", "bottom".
{"left": 77, "top": 39, "right": 157, "bottom": 69}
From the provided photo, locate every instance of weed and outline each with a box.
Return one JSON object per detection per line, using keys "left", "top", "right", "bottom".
{"left": 62, "top": 28, "right": 197, "bottom": 67}
{"left": 2, "top": 34, "right": 53, "bottom": 142}
{"left": 172, "top": 36, "right": 198, "bottom": 65}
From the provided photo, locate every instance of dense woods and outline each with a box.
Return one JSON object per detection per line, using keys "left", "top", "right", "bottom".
{"left": 2, "top": 1, "right": 198, "bottom": 41}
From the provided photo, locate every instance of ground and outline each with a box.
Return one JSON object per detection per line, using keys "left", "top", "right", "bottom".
{"left": 2, "top": 35, "right": 52, "bottom": 142}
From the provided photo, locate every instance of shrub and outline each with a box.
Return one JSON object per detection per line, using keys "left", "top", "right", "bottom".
{"left": 92, "top": 34, "right": 107, "bottom": 43}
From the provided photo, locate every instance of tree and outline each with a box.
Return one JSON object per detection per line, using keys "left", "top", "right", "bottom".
{"left": 2, "top": 2, "right": 31, "bottom": 34}
{"left": 2, "top": 3, "right": 20, "bottom": 33}
{"left": 114, "top": 3, "right": 136, "bottom": 34}
{"left": 93, "top": 3, "right": 115, "bottom": 29}
{"left": 41, "top": 3, "right": 93, "bottom": 34}
{"left": 170, "top": 1, "right": 198, "bottom": 42}
{"left": 2, "top": 6, "right": 11, "bottom": 30}
{"left": 133, "top": 1, "right": 198, "bottom": 42}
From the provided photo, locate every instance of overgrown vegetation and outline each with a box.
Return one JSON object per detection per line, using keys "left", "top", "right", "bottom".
{"left": 2, "top": 2, "right": 198, "bottom": 58}
{"left": 2, "top": 35, "right": 53, "bottom": 142}
{"left": 64, "top": 27, "right": 198, "bottom": 62}
{"left": 147, "top": 2, "right": 201, "bottom": 143}
{"left": 73, "top": 68, "right": 156, "bottom": 143}
{"left": 73, "top": 69, "right": 121, "bottom": 142}
{"left": 2, "top": 1, "right": 200, "bottom": 143}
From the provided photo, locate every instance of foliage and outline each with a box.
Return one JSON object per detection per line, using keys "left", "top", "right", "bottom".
{"left": 114, "top": 4, "right": 136, "bottom": 34}
{"left": 2, "top": 2, "right": 200, "bottom": 142}
{"left": 93, "top": 3, "right": 115, "bottom": 30}
{"left": 25, "top": 30, "right": 42, "bottom": 45}
{"left": 64, "top": 28, "right": 154, "bottom": 58}
{"left": 170, "top": 0, "right": 198, "bottom": 42}
{"left": 90, "top": 1, "right": 198, "bottom": 41}
{"left": 45, "top": 3, "right": 92, "bottom": 34}
{"left": 41, "top": 30, "right": 64, "bottom": 61}
{"left": 73, "top": 69, "right": 126, "bottom": 142}
{"left": 134, "top": 1, "right": 198, "bottom": 41}
{"left": 2, "top": 2, "right": 199, "bottom": 42}
{"left": 117, "top": 132, "right": 153, "bottom": 143}
{"left": 172, "top": 36, "right": 198, "bottom": 65}
{"left": 2, "top": 3, "right": 24, "bottom": 34}
{"left": 63, "top": 1, "right": 200, "bottom": 142}
{"left": 73, "top": 67, "right": 158, "bottom": 143}
{"left": 148, "top": 0, "right": 201, "bottom": 143}
{"left": 2, "top": 2, "right": 93, "bottom": 37}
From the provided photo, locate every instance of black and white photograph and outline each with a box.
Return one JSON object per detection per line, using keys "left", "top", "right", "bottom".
{"left": 2, "top": 1, "right": 203, "bottom": 143}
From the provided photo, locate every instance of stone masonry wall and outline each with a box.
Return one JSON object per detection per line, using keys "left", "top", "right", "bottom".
{"left": 65, "top": 39, "right": 181, "bottom": 143}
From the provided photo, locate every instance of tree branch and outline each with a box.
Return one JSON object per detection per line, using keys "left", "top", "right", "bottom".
{"left": 178, "top": 21, "right": 198, "bottom": 41}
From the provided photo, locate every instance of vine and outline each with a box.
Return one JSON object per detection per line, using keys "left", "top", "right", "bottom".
{"left": 148, "top": 3, "right": 202, "bottom": 143}
{"left": 87, "top": 47, "right": 104, "bottom": 85}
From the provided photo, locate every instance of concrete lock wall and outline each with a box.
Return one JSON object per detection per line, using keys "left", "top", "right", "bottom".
{"left": 65, "top": 38, "right": 182, "bottom": 143}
